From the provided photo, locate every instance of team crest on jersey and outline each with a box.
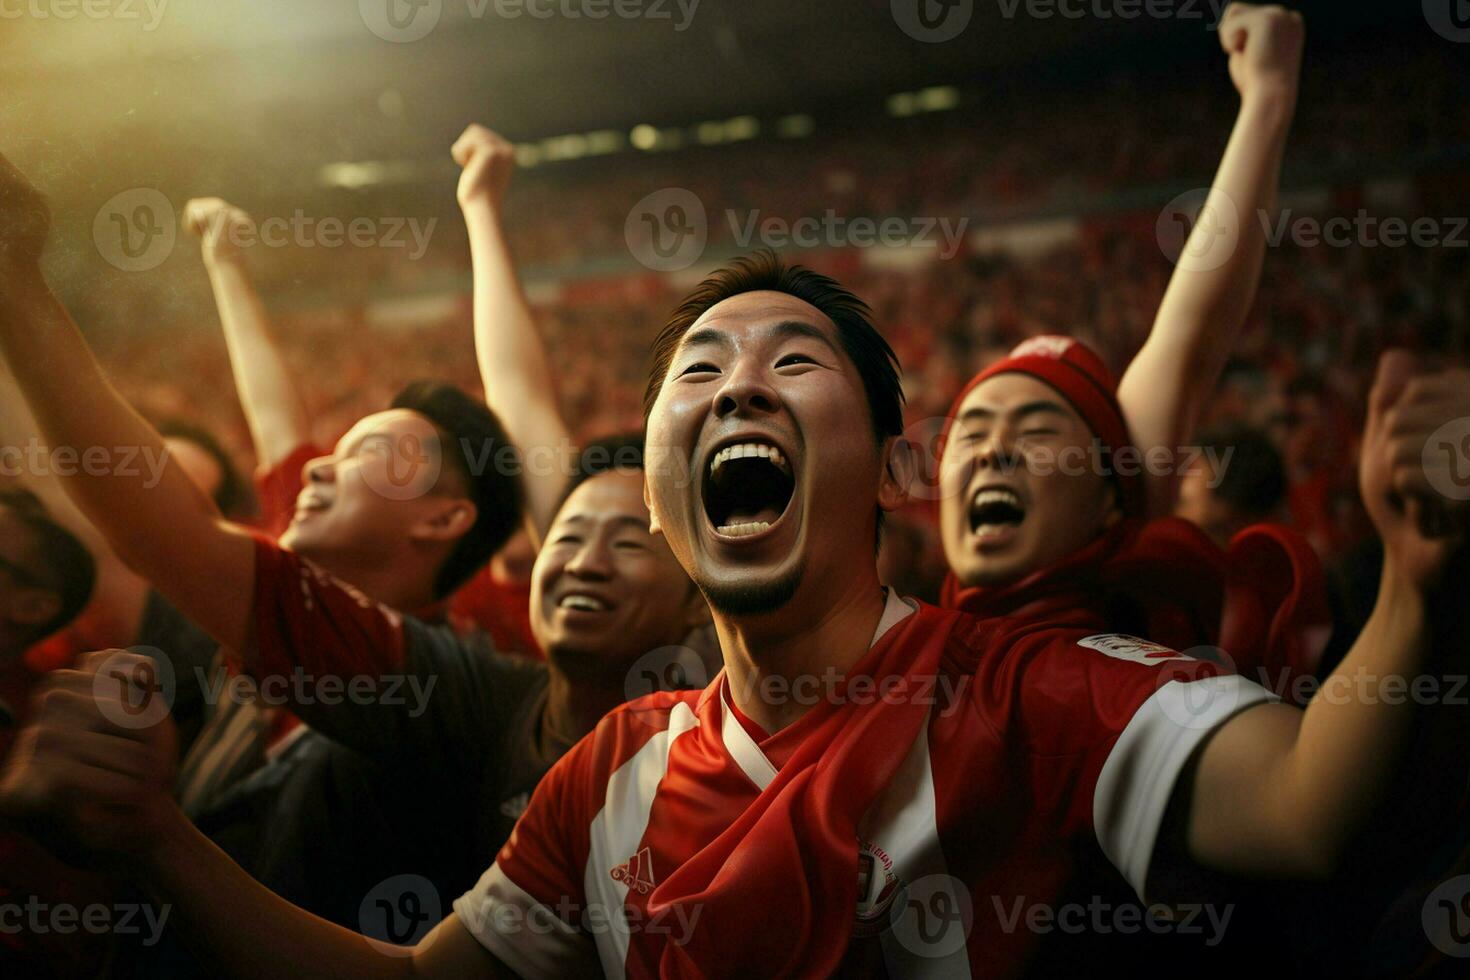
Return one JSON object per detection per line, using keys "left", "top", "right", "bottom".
{"left": 611, "top": 847, "right": 657, "bottom": 896}
{"left": 1077, "top": 634, "right": 1184, "bottom": 665}
{"left": 853, "top": 839, "right": 901, "bottom": 936}
{"left": 1010, "top": 335, "right": 1076, "bottom": 360}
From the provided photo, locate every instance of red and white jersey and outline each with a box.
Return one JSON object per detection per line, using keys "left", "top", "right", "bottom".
{"left": 454, "top": 591, "right": 1274, "bottom": 978}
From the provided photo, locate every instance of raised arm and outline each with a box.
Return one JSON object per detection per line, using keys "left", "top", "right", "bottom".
{"left": 1170, "top": 352, "right": 1467, "bottom": 882}
{"left": 183, "top": 198, "right": 314, "bottom": 470}
{"left": 0, "top": 155, "right": 256, "bottom": 653}
{"left": 0, "top": 652, "right": 508, "bottom": 980}
{"left": 0, "top": 355, "right": 153, "bottom": 647}
{"left": 453, "top": 125, "right": 574, "bottom": 546}
{"left": 1118, "top": 2, "right": 1303, "bottom": 516}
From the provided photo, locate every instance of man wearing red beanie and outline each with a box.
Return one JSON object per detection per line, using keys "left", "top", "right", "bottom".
{"left": 937, "top": 5, "right": 1326, "bottom": 680}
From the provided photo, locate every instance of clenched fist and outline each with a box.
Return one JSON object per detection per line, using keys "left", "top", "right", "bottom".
{"left": 0, "top": 649, "right": 179, "bottom": 860}
{"left": 1360, "top": 351, "right": 1470, "bottom": 592}
{"left": 183, "top": 196, "right": 256, "bottom": 266}
{"left": 452, "top": 124, "right": 516, "bottom": 211}
{"left": 1218, "top": 3, "right": 1305, "bottom": 107}
{"left": 0, "top": 152, "right": 52, "bottom": 272}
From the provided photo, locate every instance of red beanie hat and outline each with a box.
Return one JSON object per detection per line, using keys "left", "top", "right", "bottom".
{"left": 940, "top": 335, "right": 1145, "bottom": 518}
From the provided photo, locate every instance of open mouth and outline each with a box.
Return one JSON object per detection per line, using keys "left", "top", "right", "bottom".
{"left": 557, "top": 593, "right": 612, "bottom": 613}
{"left": 294, "top": 494, "right": 331, "bottom": 520}
{"left": 703, "top": 440, "right": 796, "bottom": 539}
{"left": 969, "top": 487, "right": 1025, "bottom": 537}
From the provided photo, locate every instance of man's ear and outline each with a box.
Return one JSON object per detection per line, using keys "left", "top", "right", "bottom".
{"left": 644, "top": 474, "right": 662, "bottom": 536}
{"left": 878, "top": 436, "right": 919, "bottom": 514}
{"left": 409, "top": 497, "right": 478, "bottom": 543}
{"left": 11, "top": 587, "right": 61, "bottom": 628}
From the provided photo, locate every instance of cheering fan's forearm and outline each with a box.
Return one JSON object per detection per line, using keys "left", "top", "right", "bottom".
{"left": 0, "top": 276, "right": 256, "bottom": 652}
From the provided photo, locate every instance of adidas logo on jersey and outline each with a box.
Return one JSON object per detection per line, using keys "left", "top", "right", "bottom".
{"left": 611, "top": 847, "right": 657, "bottom": 895}
{"left": 499, "top": 792, "right": 530, "bottom": 820}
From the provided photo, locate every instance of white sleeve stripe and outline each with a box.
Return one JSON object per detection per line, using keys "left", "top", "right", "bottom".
{"left": 1093, "top": 674, "right": 1279, "bottom": 899}
{"left": 452, "top": 863, "right": 599, "bottom": 980}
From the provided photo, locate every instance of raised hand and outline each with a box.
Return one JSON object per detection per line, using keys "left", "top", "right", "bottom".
{"left": 1218, "top": 3, "right": 1305, "bottom": 107}
{"left": 1360, "top": 351, "right": 1470, "bottom": 592}
{"left": 0, "top": 649, "right": 178, "bottom": 859}
{"left": 183, "top": 196, "right": 257, "bottom": 266}
{"left": 452, "top": 124, "right": 516, "bottom": 212}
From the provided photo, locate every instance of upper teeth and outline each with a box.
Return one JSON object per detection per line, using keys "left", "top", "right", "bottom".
{"left": 560, "top": 595, "right": 607, "bottom": 612}
{"left": 709, "top": 442, "right": 790, "bottom": 478}
{"left": 971, "top": 488, "right": 1020, "bottom": 510}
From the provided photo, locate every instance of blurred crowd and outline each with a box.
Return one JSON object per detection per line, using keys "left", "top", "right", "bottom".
{"left": 89, "top": 39, "right": 1469, "bottom": 604}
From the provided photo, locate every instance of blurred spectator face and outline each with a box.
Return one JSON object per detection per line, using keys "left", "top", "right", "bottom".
{"left": 1174, "top": 426, "right": 1286, "bottom": 549}
{"left": 490, "top": 527, "right": 537, "bottom": 585}
{"left": 1175, "top": 460, "right": 1237, "bottom": 548}
{"left": 279, "top": 409, "right": 472, "bottom": 577}
{"left": 530, "top": 469, "right": 705, "bottom": 666}
{"left": 0, "top": 501, "right": 63, "bottom": 657}
{"left": 939, "top": 373, "right": 1119, "bottom": 588}
{"left": 164, "top": 435, "right": 224, "bottom": 503}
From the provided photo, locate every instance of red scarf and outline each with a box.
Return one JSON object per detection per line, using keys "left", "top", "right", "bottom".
{"left": 941, "top": 517, "right": 1328, "bottom": 684}
{"left": 647, "top": 602, "right": 981, "bottom": 979}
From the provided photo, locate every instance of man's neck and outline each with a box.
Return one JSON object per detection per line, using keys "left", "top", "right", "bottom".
{"left": 715, "top": 569, "right": 888, "bottom": 734}
{"left": 317, "top": 555, "right": 439, "bottom": 615}
{"left": 543, "top": 662, "right": 631, "bottom": 750}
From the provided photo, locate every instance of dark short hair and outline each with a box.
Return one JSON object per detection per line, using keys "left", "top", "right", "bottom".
{"left": 0, "top": 489, "right": 96, "bottom": 642}
{"left": 642, "top": 251, "right": 904, "bottom": 443}
{"left": 390, "top": 381, "right": 524, "bottom": 598}
{"left": 557, "top": 433, "right": 646, "bottom": 515}
{"left": 158, "top": 420, "right": 250, "bottom": 518}
{"left": 1198, "top": 424, "right": 1287, "bottom": 519}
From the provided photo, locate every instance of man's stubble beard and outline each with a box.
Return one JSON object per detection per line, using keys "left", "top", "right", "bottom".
{"left": 695, "top": 559, "right": 806, "bottom": 617}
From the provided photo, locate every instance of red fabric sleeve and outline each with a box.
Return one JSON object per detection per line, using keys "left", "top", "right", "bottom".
{"left": 254, "top": 443, "right": 324, "bottom": 539}
{"left": 235, "top": 534, "right": 406, "bottom": 682}
{"left": 993, "top": 627, "right": 1216, "bottom": 838}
